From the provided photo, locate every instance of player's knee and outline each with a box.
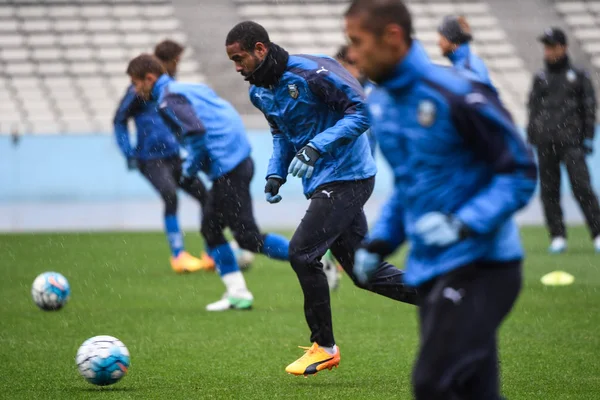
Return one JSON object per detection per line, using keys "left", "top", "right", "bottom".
{"left": 233, "top": 231, "right": 263, "bottom": 253}
{"left": 288, "top": 241, "right": 310, "bottom": 273}
{"left": 162, "top": 190, "right": 178, "bottom": 215}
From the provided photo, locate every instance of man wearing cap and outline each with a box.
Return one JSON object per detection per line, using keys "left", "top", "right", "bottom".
{"left": 438, "top": 15, "right": 494, "bottom": 89}
{"left": 528, "top": 27, "right": 600, "bottom": 253}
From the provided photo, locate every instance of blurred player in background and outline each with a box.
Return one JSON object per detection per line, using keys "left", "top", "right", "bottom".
{"left": 113, "top": 40, "right": 213, "bottom": 274}
{"left": 528, "top": 27, "right": 600, "bottom": 253}
{"left": 438, "top": 15, "right": 494, "bottom": 88}
{"left": 346, "top": 0, "right": 536, "bottom": 398}
{"left": 226, "top": 21, "right": 417, "bottom": 376}
{"left": 126, "top": 54, "right": 291, "bottom": 311}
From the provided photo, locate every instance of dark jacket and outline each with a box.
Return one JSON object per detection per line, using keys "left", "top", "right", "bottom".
{"left": 527, "top": 57, "right": 596, "bottom": 146}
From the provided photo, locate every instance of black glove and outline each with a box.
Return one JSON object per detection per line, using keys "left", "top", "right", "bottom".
{"left": 264, "top": 177, "right": 283, "bottom": 204}
{"left": 179, "top": 174, "right": 195, "bottom": 187}
{"left": 127, "top": 158, "right": 137, "bottom": 171}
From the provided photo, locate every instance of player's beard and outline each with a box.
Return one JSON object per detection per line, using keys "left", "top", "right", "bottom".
{"left": 241, "top": 54, "right": 261, "bottom": 78}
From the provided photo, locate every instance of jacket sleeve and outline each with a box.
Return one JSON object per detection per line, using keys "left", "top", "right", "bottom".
{"left": 266, "top": 117, "right": 295, "bottom": 182}
{"left": 305, "top": 70, "right": 370, "bottom": 154}
{"left": 580, "top": 70, "right": 597, "bottom": 140}
{"left": 158, "top": 93, "right": 206, "bottom": 177}
{"left": 453, "top": 87, "right": 538, "bottom": 234}
{"left": 368, "top": 187, "right": 406, "bottom": 250}
{"left": 113, "top": 87, "right": 138, "bottom": 158}
{"left": 158, "top": 93, "right": 206, "bottom": 139}
{"left": 526, "top": 75, "right": 542, "bottom": 143}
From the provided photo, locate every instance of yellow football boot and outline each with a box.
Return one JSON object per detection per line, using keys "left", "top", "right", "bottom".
{"left": 285, "top": 343, "right": 340, "bottom": 376}
{"left": 170, "top": 251, "right": 212, "bottom": 273}
{"left": 200, "top": 252, "right": 215, "bottom": 271}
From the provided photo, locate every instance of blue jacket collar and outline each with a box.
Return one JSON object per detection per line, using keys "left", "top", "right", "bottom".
{"left": 379, "top": 41, "right": 431, "bottom": 92}
{"left": 447, "top": 43, "right": 470, "bottom": 65}
{"left": 151, "top": 74, "right": 173, "bottom": 100}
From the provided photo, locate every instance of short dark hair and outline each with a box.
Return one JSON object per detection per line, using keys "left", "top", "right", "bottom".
{"left": 345, "top": 0, "right": 413, "bottom": 42}
{"left": 126, "top": 54, "right": 166, "bottom": 79}
{"left": 154, "top": 39, "right": 185, "bottom": 62}
{"left": 226, "top": 21, "right": 271, "bottom": 51}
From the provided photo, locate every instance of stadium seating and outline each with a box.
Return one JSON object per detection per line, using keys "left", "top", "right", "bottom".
{"left": 0, "top": 0, "right": 204, "bottom": 134}
{"left": 556, "top": 2, "right": 600, "bottom": 69}
{"left": 233, "top": 0, "right": 531, "bottom": 126}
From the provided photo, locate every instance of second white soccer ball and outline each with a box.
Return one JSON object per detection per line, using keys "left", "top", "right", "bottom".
{"left": 230, "top": 240, "right": 255, "bottom": 270}
{"left": 31, "top": 272, "right": 70, "bottom": 311}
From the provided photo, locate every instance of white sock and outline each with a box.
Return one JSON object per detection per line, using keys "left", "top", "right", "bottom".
{"left": 320, "top": 345, "right": 337, "bottom": 355}
{"left": 222, "top": 271, "right": 249, "bottom": 296}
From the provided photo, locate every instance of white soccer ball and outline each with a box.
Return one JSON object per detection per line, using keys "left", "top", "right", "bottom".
{"left": 76, "top": 335, "right": 131, "bottom": 386}
{"left": 31, "top": 272, "right": 70, "bottom": 311}
{"left": 230, "top": 240, "right": 255, "bottom": 270}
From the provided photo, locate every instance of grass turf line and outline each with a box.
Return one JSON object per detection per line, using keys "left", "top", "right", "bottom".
{"left": 0, "top": 227, "right": 599, "bottom": 399}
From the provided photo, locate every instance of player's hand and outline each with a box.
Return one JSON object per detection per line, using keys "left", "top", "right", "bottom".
{"left": 127, "top": 158, "right": 137, "bottom": 171}
{"left": 179, "top": 161, "right": 196, "bottom": 187}
{"left": 288, "top": 145, "right": 320, "bottom": 179}
{"left": 415, "top": 212, "right": 469, "bottom": 247}
{"left": 179, "top": 174, "right": 195, "bottom": 187}
{"left": 583, "top": 138, "right": 594, "bottom": 155}
{"left": 354, "top": 248, "right": 381, "bottom": 285}
{"left": 265, "top": 177, "right": 283, "bottom": 204}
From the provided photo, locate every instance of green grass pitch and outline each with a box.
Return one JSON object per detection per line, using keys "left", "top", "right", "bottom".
{"left": 1, "top": 227, "right": 599, "bottom": 399}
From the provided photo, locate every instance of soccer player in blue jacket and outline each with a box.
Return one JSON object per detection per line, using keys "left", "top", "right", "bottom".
{"left": 125, "top": 54, "right": 290, "bottom": 311}
{"left": 114, "top": 40, "right": 213, "bottom": 274}
{"left": 226, "top": 21, "right": 417, "bottom": 376}
{"left": 345, "top": 1, "right": 537, "bottom": 398}
{"left": 438, "top": 15, "right": 494, "bottom": 88}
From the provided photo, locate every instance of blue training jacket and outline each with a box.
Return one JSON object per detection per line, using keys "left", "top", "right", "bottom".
{"left": 153, "top": 74, "right": 251, "bottom": 180}
{"left": 368, "top": 42, "right": 537, "bottom": 287}
{"left": 250, "top": 54, "right": 376, "bottom": 197}
{"left": 447, "top": 43, "right": 496, "bottom": 90}
{"left": 113, "top": 85, "right": 180, "bottom": 160}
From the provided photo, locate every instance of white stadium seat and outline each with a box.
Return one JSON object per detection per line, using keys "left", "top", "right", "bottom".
{"left": 555, "top": 2, "right": 587, "bottom": 14}
{"left": 80, "top": 5, "right": 111, "bottom": 18}
{"left": 1, "top": 48, "right": 29, "bottom": 62}
{"left": 38, "top": 62, "right": 68, "bottom": 75}
{"left": 16, "top": 6, "right": 48, "bottom": 18}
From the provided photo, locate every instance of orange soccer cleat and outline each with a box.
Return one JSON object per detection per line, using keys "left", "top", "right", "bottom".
{"left": 199, "top": 252, "right": 216, "bottom": 271}
{"left": 285, "top": 343, "right": 340, "bottom": 376}
{"left": 170, "top": 251, "right": 213, "bottom": 273}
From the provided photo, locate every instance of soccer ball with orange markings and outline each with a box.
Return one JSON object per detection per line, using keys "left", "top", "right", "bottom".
{"left": 76, "top": 335, "right": 130, "bottom": 386}
{"left": 31, "top": 272, "right": 70, "bottom": 311}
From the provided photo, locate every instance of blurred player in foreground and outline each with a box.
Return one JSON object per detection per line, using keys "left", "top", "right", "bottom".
{"left": 226, "top": 21, "right": 417, "bottom": 376}
{"left": 126, "top": 54, "right": 290, "bottom": 311}
{"left": 335, "top": 45, "right": 377, "bottom": 156}
{"left": 114, "top": 40, "right": 213, "bottom": 273}
{"left": 346, "top": 0, "right": 537, "bottom": 398}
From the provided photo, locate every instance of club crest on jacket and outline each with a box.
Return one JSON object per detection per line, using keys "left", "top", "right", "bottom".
{"left": 418, "top": 100, "right": 436, "bottom": 127}
{"left": 288, "top": 84, "right": 299, "bottom": 99}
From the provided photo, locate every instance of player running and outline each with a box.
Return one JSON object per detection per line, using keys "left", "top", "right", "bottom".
{"left": 125, "top": 54, "right": 290, "bottom": 311}
{"left": 438, "top": 15, "right": 494, "bottom": 88}
{"left": 225, "top": 21, "right": 417, "bottom": 376}
{"left": 114, "top": 40, "right": 213, "bottom": 273}
{"left": 346, "top": 0, "right": 536, "bottom": 398}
